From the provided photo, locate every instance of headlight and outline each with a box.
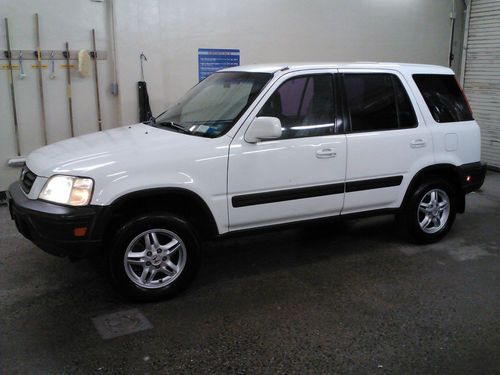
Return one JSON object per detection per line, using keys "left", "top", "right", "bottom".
{"left": 39, "top": 175, "right": 94, "bottom": 206}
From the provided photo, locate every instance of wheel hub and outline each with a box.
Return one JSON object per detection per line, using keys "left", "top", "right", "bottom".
{"left": 151, "top": 254, "right": 162, "bottom": 266}
{"left": 123, "top": 229, "right": 187, "bottom": 289}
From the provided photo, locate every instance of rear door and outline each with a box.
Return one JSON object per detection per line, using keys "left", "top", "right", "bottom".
{"left": 227, "top": 70, "right": 347, "bottom": 230}
{"left": 339, "top": 69, "right": 433, "bottom": 214}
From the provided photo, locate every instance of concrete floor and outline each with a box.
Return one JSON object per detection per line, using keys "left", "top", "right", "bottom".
{"left": 1, "top": 173, "right": 499, "bottom": 374}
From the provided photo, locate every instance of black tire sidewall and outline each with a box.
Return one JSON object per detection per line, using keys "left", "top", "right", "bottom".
{"left": 405, "top": 179, "right": 456, "bottom": 244}
{"left": 109, "top": 214, "right": 200, "bottom": 302}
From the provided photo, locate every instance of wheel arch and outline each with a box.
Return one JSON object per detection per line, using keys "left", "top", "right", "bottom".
{"left": 96, "top": 187, "right": 220, "bottom": 244}
{"left": 401, "top": 164, "right": 465, "bottom": 213}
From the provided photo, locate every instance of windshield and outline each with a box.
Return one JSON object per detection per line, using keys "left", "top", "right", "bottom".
{"left": 154, "top": 72, "right": 272, "bottom": 138}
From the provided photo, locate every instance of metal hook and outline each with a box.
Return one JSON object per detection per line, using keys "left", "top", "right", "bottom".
{"left": 140, "top": 52, "right": 147, "bottom": 81}
{"left": 18, "top": 51, "right": 26, "bottom": 79}
{"left": 49, "top": 51, "right": 56, "bottom": 79}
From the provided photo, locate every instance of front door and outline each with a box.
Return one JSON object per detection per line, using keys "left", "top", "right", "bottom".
{"left": 227, "top": 71, "right": 347, "bottom": 230}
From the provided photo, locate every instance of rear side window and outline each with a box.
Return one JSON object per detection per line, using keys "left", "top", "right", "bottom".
{"left": 413, "top": 74, "right": 473, "bottom": 123}
{"left": 343, "top": 73, "right": 417, "bottom": 132}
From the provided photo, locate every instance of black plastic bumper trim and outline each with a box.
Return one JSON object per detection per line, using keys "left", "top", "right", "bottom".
{"left": 458, "top": 162, "right": 487, "bottom": 193}
{"left": 7, "top": 181, "right": 104, "bottom": 258}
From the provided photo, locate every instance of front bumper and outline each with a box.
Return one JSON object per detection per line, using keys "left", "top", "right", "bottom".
{"left": 458, "top": 162, "right": 487, "bottom": 194}
{"left": 7, "top": 181, "right": 104, "bottom": 258}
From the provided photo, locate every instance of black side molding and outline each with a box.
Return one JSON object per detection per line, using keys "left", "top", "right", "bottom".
{"left": 345, "top": 175, "right": 403, "bottom": 193}
{"left": 232, "top": 175, "right": 404, "bottom": 208}
{"left": 232, "top": 183, "right": 344, "bottom": 208}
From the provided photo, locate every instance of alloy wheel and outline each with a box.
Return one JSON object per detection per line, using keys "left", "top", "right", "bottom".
{"left": 123, "top": 229, "right": 187, "bottom": 289}
{"left": 417, "top": 188, "right": 450, "bottom": 234}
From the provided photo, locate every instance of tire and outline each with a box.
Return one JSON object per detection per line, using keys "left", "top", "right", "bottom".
{"left": 108, "top": 213, "right": 200, "bottom": 302}
{"left": 400, "top": 178, "right": 456, "bottom": 244}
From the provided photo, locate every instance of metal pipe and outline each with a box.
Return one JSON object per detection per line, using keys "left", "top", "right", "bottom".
{"left": 34, "top": 13, "right": 48, "bottom": 144}
{"left": 448, "top": 0, "right": 457, "bottom": 67}
{"left": 109, "top": 0, "right": 119, "bottom": 96}
{"left": 460, "top": 0, "right": 472, "bottom": 85}
{"left": 92, "top": 29, "right": 103, "bottom": 131}
{"left": 4, "top": 18, "right": 21, "bottom": 156}
{"left": 65, "top": 42, "right": 75, "bottom": 137}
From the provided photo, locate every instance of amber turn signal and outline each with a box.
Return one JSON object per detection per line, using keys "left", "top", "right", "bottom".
{"left": 74, "top": 227, "right": 88, "bottom": 237}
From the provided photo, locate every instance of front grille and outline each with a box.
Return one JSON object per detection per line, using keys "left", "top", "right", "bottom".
{"left": 20, "top": 166, "right": 37, "bottom": 194}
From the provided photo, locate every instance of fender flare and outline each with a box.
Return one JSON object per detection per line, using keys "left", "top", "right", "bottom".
{"left": 92, "top": 187, "right": 220, "bottom": 240}
{"left": 400, "top": 164, "right": 465, "bottom": 213}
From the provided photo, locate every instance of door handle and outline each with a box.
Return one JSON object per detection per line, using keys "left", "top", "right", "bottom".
{"left": 316, "top": 148, "right": 337, "bottom": 158}
{"left": 410, "top": 139, "right": 426, "bottom": 148}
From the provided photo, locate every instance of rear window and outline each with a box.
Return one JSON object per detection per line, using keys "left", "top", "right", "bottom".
{"left": 413, "top": 74, "right": 473, "bottom": 123}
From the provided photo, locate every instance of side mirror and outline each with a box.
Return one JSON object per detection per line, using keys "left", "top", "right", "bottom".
{"left": 245, "top": 117, "right": 282, "bottom": 143}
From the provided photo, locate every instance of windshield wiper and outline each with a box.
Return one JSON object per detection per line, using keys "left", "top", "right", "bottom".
{"left": 155, "top": 121, "right": 190, "bottom": 134}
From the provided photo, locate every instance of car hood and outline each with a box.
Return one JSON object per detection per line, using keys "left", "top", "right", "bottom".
{"left": 27, "top": 123, "right": 210, "bottom": 177}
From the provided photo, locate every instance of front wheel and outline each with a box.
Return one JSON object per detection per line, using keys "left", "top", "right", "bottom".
{"left": 401, "top": 179, "right": 456, "bottom": 244}
{"left": 109, "top": 214, "right": 200, "bottom": 302}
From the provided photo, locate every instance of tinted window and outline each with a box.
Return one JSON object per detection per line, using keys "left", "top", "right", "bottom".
{"left": 413, "top": 74, "right": 473, "bottom": 123}
{"left": 344, "top": 73, "right": 417, "bottom": 132}
{"left": 258, "top": 74, "right": 334, "bottom": 139}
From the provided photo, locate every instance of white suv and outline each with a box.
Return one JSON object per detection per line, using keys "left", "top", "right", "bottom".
{"left": 7, "top": 63, "right": 486, "bottom": 301}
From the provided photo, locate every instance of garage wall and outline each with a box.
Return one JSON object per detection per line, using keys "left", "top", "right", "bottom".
{"left": 116, "top": 0, "right": 466, "bottom": 125}
{"left": 1, "top": 0, "right": 465, "bottom": 191}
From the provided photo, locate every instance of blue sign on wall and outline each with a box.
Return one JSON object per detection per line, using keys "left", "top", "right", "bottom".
{"left": 198, "top": 48, "right": 240, "bottom": 82}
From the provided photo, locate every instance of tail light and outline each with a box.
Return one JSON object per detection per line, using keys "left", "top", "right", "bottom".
{"left": 454, "top": 75, "right": 473, "bottom": 116}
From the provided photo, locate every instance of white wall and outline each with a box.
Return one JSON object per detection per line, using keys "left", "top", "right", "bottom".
{"left": 144, "top": 0, "right": 466, "bottom": 119}
{"left": 0, "top": 0, "right": 465, "bottom": 190}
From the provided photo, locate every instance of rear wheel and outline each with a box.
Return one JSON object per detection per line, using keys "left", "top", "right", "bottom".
{"left": 401, "top": 179, "right": 456, "bottom": 244}
{"left": 109, "top": 214, "right": 200, "bottom": 302}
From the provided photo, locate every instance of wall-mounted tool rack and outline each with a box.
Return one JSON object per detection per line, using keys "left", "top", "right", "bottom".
{"left": 2, "top": 50, "right": 107, "bottom": 60}
{"left": 2, "top": 14, "right": 110, "bottom": 173}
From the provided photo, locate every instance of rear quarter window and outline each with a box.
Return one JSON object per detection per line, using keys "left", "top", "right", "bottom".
{"left": 413, "top": 74, "right": 473, "bottom": 123}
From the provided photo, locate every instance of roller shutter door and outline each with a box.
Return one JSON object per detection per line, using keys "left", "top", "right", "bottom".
{"left": 463, "top": 0, "right": 500, "bottom": 169}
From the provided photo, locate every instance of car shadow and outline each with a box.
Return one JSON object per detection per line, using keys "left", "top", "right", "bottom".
{"left": 191, "top": 214, "right": 405, "bottom": 290}
{"left": 20, "top": 213, "right": 404, "bottom": 307}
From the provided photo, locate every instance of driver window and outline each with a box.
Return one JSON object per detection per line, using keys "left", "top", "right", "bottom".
{"left": 258, "top": 74, "right": 335, "bottom": 139}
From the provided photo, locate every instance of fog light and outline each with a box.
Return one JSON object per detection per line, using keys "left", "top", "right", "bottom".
{"left": 74, "top": 227, "right": 87, "bottom": 237}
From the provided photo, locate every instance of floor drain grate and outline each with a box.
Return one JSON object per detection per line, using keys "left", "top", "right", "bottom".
{"left": 92, "top": 308, "right": 153, "bottom": 339}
